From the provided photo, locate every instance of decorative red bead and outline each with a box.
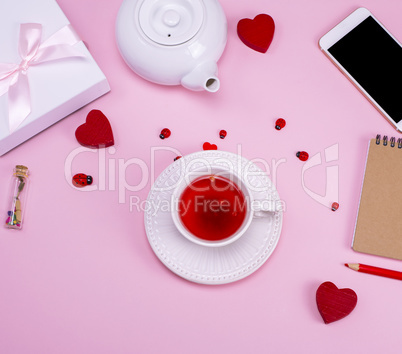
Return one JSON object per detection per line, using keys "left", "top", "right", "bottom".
{"left": 219, "top": 130, "right": 227, "bottom": 139}
{"left": 203, "top": 142, "right": 218, "bottom": 150}
{"left": 174, "top": 156, "right": 182, "bottom": 161}
{"left": 275, "top": 118, "right": 286, "bottom": 130}
{"left": 296, "top": 151, "right": 309, "bottom": 161}
{"left": 159, "top": 128, "right": 171, "bottom": 139}
{"left": 331, "top": 202, "right": 339, "bottom": 211}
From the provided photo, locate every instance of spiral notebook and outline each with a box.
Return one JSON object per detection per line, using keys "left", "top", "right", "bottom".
{"left": 353, "top": 135, "right": 402, "bottom": 260}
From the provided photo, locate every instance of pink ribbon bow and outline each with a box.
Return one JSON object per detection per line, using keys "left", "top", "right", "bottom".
{"left": 0, "top": 23, "right": 85, "bottom": 132}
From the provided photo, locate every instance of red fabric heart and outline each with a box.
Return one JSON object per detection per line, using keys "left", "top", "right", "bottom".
{"left": 75, "top": 110, "right": 114, "bottom": 148}
{"left": 316, "top": 282, "right": 357, "bottom": 324}
{"left": 237, "top": 14, "right": 275, "bottom": 53}
{"left": 203, "top": 142, "right": 217, "bottom": 150}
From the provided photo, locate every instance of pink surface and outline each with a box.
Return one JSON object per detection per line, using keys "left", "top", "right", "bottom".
{"left": 1, "top": 0, "right": 402, "bottom": 352}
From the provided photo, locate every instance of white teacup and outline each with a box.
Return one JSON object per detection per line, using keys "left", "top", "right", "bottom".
{"left": 171, "top": 165, "right": 276, "bottom": 247}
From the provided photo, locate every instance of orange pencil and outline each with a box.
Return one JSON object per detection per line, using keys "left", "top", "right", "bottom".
{"left": 345, "top": 263, "right": 402, "bottom": 281}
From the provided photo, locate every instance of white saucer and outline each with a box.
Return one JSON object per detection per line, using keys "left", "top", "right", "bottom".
{"left": 144, "top": 150, "right": 283, "bottom": 285}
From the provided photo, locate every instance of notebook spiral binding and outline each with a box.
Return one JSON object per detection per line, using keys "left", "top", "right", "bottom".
{"left": 376, "top": 134, "right": 402, "bottom": 148}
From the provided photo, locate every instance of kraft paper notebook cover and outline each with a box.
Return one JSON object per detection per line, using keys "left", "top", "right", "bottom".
{"left": 353, "top": 135, "right": 402, "bottom": 260}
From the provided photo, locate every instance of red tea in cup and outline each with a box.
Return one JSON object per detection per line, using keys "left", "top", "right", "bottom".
{"left": 178, "top": 175, "right": 247, "bottom": 241}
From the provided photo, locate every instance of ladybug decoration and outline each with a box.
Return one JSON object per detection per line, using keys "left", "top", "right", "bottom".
{"left": 275, "top": 118, "right": 286, "bottom": 130}
{"left": 174, "top": 156, "right": 182, "bottom": 161}
{"left": 296, "top": 151, "right": 309, "bottom": 161}
{"left": 159, "top": 128, "right": 171, "bottom": 139}
{"left": 331, "top": 202, "right": 339, "bottom": 211}
{"left": 219, "top": 130, "right": 227, "bottom": 139}
{"left": 72, "top": 173, "right": 93, "bottom": 187}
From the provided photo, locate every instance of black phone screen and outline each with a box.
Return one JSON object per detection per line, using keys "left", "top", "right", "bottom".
{"left": 328, "top": 16, "right": 402, "bottom": 122}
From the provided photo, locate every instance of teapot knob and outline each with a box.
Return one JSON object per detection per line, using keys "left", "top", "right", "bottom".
{"left": 163, "top": 9, "right": 181, "bottom": 27}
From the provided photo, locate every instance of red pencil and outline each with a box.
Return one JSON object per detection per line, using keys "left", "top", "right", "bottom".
{"left": 345, "top": 263, "right": 402, "bottom": 280}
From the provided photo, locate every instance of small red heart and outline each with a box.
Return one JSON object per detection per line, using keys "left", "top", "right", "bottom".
{"left": 316, "top": 282, "right": 357, "bottom": 324}
{"left": 75, "top": 110, "right": 114, "bottom": 148}
{"left": 203, "top": 142, "right": 217, "bottom": 150}
{"left": 237, "top": 14, "right": 275, "bottom": 53}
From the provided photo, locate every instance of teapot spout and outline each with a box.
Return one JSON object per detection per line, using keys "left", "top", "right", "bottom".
{"left": 181, "top": 62, "right": 220, "bottom": 93}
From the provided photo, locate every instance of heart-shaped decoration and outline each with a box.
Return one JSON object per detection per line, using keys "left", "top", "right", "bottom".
{"left": 316, "top": 282, "right": 357, "bottom": 324}
{"left": 237, "top": 14, "right": 275, "bottom": 53}
{"left": 75, "top": 110, "right": 114, "bottom": 148}
{"left": 203, "top": 142, "right": 218, "bottom": 150}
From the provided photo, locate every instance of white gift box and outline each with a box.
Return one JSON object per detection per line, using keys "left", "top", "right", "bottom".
{"left": 0, "top": 0, "right": 110, "bottom": 156}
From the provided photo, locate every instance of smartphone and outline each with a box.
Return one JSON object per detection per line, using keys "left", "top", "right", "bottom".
{"left": 319, "top": 8, "right": 402, "bottom": 131}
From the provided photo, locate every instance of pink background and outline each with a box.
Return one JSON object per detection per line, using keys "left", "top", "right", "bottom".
{"left": 1, "top": 0, "right": 402, "bottom": 352}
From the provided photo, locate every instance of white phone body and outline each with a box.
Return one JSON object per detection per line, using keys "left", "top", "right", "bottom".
{"left": 319, "top": 8, "right": 402, "bottom": 131}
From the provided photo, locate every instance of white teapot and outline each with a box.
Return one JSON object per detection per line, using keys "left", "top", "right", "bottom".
{"left": 115, "top": 0, "right": 227, "bottom": 92}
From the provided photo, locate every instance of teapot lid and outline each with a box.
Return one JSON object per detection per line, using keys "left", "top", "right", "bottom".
{"left": 139, "top": 0, "right": 204, "bottom": 46}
